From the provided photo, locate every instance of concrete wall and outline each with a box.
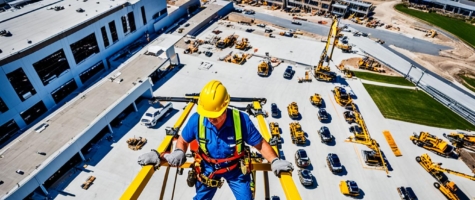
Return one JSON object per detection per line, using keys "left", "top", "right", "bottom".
{"left": 0, "top": 0, "right": 167, "bottom": 133}
{"left": 153, "top": 0, "right": 201, "bottom": 33}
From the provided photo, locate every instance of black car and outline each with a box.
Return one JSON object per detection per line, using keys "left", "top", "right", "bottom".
{"left": 397, "top": 187, "right": 408, "bottom": 200}
{"left": 317, "top": 108, "right": 329, "bottom": 121}
{"left": 271, "top": 103, "right": 279, "bottom": 117}
{"left": 295, "top": 149, "right": 311, "bottom": 167}
{"left": 283, "top": 66, "right": 294, "bottom": 79}
{"left": 204, "top": 51, "right": 213, "bottom": 57}
{"left": 318, "top": 126, "right": 333, "bottom": 143}
{"left": 298, "top": 169, "right": 314, "bottom": 186}
{"left": 405, "top": 187, "right": 417, "bottom": 200}
{"left": 327, "top": 153, "right": 342, "bottom": 173}
{"left": 347, "top": 181, "right": 360, "bottom": 195}
{"left": 398, "top": 187, "right": 418, "bottom": 200}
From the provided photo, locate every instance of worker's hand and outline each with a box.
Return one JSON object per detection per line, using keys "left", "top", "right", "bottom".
{"left": 137, "top": 149, "right": 160, "bottom": 167}
{"left": 271, "top": 158, "right": 294, "bottom": 177}
{"left": 164, "top": 149, "right": 186, "bottom": 167}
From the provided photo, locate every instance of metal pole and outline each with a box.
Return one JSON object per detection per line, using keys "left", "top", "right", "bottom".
{"left": 416, "top": 71, "right": 425, "bottom": 86}
{"left": 405, "top": 64, "right": 414, "bottom": 78}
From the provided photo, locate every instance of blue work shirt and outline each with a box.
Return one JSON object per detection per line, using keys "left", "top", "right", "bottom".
{"left": 182, "top": 108, "right": 263, "bottom": 175}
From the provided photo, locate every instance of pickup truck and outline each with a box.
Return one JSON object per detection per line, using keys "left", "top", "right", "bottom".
{"left": 141, "top": 102, "right": 173, "bottom": 128}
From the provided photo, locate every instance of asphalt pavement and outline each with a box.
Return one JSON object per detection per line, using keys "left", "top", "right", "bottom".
{"left": 242, "top": 12, "right": 451, "bottom": 56}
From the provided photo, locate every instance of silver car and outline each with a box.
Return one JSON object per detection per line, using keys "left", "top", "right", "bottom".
{"left": 298, "top": 169, "right": 313, "bottom": 186}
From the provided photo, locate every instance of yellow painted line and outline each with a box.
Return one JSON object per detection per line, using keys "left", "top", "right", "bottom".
{"left": 328, "top": 93, "right": 341, "bottom": 121}
{"left": 383, "top": 130, "right": 402, "bottom": 157}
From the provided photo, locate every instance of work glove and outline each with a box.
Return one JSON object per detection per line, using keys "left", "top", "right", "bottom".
{"left": 271, "top": 158, "right": 294, "bottom": 177}
{"left": 137, "top": 149, "right": 161, "bottom": 167}
{"left": 164, "top": 149, "right": 186, "bottom": 167}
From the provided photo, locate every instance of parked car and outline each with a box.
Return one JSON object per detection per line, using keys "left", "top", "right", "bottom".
{"left": 317, "top": 108, "right": 329, "bottom": 121}
{"left": 244, "top": 9, "right": 255, "bottom": 14}
{"left": 204, "top": 51, "right": 213, "bottom": 57}
{"left": 405, "top": 187, "right": 418, "bottom": 200}
{"left": 184, "top": 23, "right": 190, "bottom": 27}
{"left": 397, "top": 187, "right": 408, "bottom": 200}
{"left": 327, "top": 153, "right": 342, "bottom": 173}
{"left": 141, "top": 102, "right": 173, "bottom": 128}
{"left": 271, "top": 103, "right": 279, "bottom": 117}
{"left": 361, "top": 32, "right": 368, "bottom": 37}
{"left": 295, "top": 149, "right": 311, "bottom": 167}
{"left": 318, "top": 126, "right": 333, "bottom": 143}
{"left": 298, "top": 169, "right": 314, "bottom": 186}
{"left": 283, "top": 66, "right": 295, "bottom": 79}
{"left": 257, "top": 23, "right": 266, "bottom": 28}
{"left": 245, "top": 28, "right": 255, "bottom": 32}
{"left": 397, "top": 186, "right": 418, "bottom": 200}
{"left": 291, "top": 20, "right": 302, "bottom": 25}
{"left": 347, "top": 181, "right": 360, "bottom": 194}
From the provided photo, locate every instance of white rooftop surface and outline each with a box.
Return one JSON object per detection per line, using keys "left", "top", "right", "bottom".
{"left": 56, "top": 23, "right": 475, "bottom": 200}
{"left": 425, "top": 0, "right": 475, "bottom": 10}
{"left": 0, "top": 0, "right": 129, "bottom": 61}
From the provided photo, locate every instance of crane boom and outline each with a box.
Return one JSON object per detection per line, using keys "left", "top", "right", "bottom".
{"left": 417, "top": 153, "right": 475, "bottom": 181}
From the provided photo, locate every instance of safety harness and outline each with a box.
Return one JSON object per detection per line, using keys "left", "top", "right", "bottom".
{"left": 190, "top": 109, "right": 247, "bottom": 188}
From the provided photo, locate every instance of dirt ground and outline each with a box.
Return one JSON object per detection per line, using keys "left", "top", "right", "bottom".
{"left": 340, "top": 57, "right": 402, "bottom": 76}
{"left": 236, "top": 0, "right": 475, "bottom": 85}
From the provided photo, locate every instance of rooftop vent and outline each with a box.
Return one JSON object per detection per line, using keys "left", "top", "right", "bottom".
{"left": 0, "top": 29, "right": 12, "bottom": 37}
{"left": 53, "top": 6, "right": 65, "bottom": 11}
{"left": 76, "top": 8, "right": 85, "bottom": 12}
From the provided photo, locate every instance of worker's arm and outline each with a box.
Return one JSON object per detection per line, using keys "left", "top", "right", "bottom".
{"left": 175, "top": 136, "right": 189, "bottom": 153}
{"left": 254, "top": 139, "right": 278, "bottom": 163}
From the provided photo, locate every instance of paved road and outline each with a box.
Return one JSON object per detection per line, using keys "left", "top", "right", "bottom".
{"left": 243, "top": 12, "right": 451, "bottom": 56}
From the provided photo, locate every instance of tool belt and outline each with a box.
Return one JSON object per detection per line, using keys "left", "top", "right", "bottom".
{"left": 198, "top": 173, "right": 224, "bottom": 188}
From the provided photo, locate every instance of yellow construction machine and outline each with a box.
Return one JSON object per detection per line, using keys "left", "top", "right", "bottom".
{"left": 313, "top": 16, "right": 338, "bottom": 82}
{"left": 415, "top": 153, "right": 470, "bottom": 200}
{"left": 343, "top": 110, "right": 355, "bottom": 124}
{"left": 287, "top": 102, "right": 299, "bottom": 119}
{"left": 184, "top": 40, "right": 202, "bottom": 54}
{"left": 358, "top": 57, "right": 383, "bottom": 72}
{"left": 298, "top": 71, "right": 312, "bottom": 83}
{"left": 126, "top": 137, "right": 147, "bottom": 151}
{"left": 337, "top": 43, "right": 352, "bottom": 53}
{"left": 216, "top": 34, "right": 238, "bottom": 49}
{"left": 268, "top": 122, "right": 281, "bottom": 146}
{"left": 339, "top": 180, "right": 360, "bottom": 196}
{"left": 225, "top": 53, "right": 248, "bottom": 65}
{"left": 290, "top": 122, "right": 306, "bottom": 145}
{"left": 235, "top": 38, "right": 252, "bottom": 50}
{"left": 332, "top": 86, "right": 352, "bottom": 107}
{"left": 444, "top": 132, "right": 475, "bottom": 152}
{"left": 309, "top": 93, "right": 323, "bottom": 107}
{"left": 426, "top": 29, "right": 437, "bottom": 38}
{"left": 410, "top": 132, "right": 455, "bottom": 157}
{"left": 257, "top": 60, "right": 270, "bottom": 76}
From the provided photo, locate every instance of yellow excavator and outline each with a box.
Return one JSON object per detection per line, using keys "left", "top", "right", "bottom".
{"left": 313, "top": 16, "right": 338, "bottom": 82}
{"left": 225, "top": 53, "right": 248, "bottom": 65}
{"left": 410, "top": 132, "right": 455, "bottom": 157}
{"left": 257, "top": 60, "right": 270, "bottom": 76}
{"left": 415, "top": 153, "right": 475, "bottom": 200}
{"left": 444, "top": 132, "right": 475, "bottom": 152}
{"left": 290, "top": 122, "right": 306, "bottom": 145}
{"left": 287, "top": 102, "right": 299, "bottom": 119}
{"left": 332, "top": 86, "right": 352, "bottom": 107}
{"left": 235, "top": 38, "right": 252, "bottom": 50}
{"left": 268, "top": 122, "right": 281, "bottom": 146}
{"left": 309, "top": 93, "right": 323, "bottom": 107}
{"left": 216, "top": 34, "right": 238, "bottom": 49}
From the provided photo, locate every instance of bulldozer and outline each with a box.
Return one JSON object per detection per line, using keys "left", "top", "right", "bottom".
{"left": 309, "top": 93, "right": 323, "bottom": 107}
{"left": 225, "top": 53, "right": 248, "bottom": 65}
{"left": 444, "top": 132, "right": 475, "bottom": 152}
{"left": 298, "top": 71, "right": 312, "bottom": 83}
{"left": 268, "top": 122, "right": 281, "bottom": 146}
{"left": 332, "top": 86, "right": 352, "bottom": 106}
{"left": 426, "top": 29, "right": 437, "bottom": 38}
{"left": 126, "top": 137, "right": 147, "bottom": 151}
{"left": 410, "top": 132, "right": 455, "bottom": 157}
{"left": 415, "top": 153, "right": 472, "bottom": 200}
{"left": 358, "top": 57, "right": 384, "bottom": 73}
{"left": 287, "top": 102, "right": 299, "bottom": 119}
{"left": 290, "top": 122, "right": 306, "bottom": 145}
{"left": 184, "top": 40, "right": 203, "bottom": 54}
{"left": 216, "top": 34, "right": 238, "bottom": 49}
{"left": 257, "top": 60, "right": 270, "bottom": 76}
{"left": 235, "top": 38, "right": 252, "bottom": 50}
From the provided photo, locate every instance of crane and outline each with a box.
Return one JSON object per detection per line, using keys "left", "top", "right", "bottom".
{"left": 347, "top": 103, "right": 389, "bottom": 175}
{"left": 416, "top": 153, "right": 475, "bottom": 181}
{"left": 444, "top": 132, "right": 475, "bottom": 152}
{"left": 313, "top": 16, "right": 338, "bottom": 82}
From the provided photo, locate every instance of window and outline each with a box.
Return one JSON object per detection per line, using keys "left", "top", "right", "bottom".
{"left": 0, "top": 97, "right": 8, "bottom": 113}
{"left": 7, "top": 68, "right": 37, "bottom": 101}
{"left": 0, "top": 119, "right": 20, "bottom": 146}
{"left": 153, "top": 9, "right": 167, "bottom": 20}
{"left": 79, "top": 61, "right": 105, "bottom": 83}
{"left": 51, "top": 79, "right": 78, "bottom": 103}
{"left": 141, "top": 6, "right": 147, "bottom": 25}
{"left": 160, "top": 9, "right": 167, "bottom": 16}
{"left": 121, "top": 15, "right": 129, "bottom": 34}
{"left": 33, "top": 49, "right": 70, "bottom": 86}
{"left": 20, "top": 101, "right": 47, "bottom": 125}
{"left": 128, "top": 11, "right": 136, "bottom": 32}
{"left": 109, "top": 20, "right": 119, "bottom": 43}
{"left": 101, "top": 26, "right": 110, "bottom": 47}
{"left": 70, "top": 33, "right": 100, "bottom": 64}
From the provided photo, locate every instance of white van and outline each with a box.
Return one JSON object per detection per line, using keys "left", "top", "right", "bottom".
{"left": 141, "top": 102, "right": 173, "bottom": 128}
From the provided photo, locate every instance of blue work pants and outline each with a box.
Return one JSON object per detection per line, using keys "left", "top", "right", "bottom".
{"left": 193, "top": 168, "right": 252, "bottom": 200}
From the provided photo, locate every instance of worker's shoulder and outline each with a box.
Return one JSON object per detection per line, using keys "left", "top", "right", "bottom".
{"left": 233, "top": 108, "right": 252, "bottom": 122}
{"left": 186, "top": 112, "right": 200, "bottom": 124}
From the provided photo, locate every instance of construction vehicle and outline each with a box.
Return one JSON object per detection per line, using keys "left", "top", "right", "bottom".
{"left": 225, "top": 53, "right": 249, "bottom": 65}
{"left": 339, "top": 180, "right": 360, "bottom": 196}
{"left": 332, "top": 86, "right": 352, "bottom": 107}
{"left": 268, "top": 122, "right": 281, "bottom": 146}
{"left": 290, "top": 122, "right": 306, "bottom": 145}
{"left": 309, "top": 93, "right": 323, "bottom": 107}
{"left": 126, "top": 137, "right": 147, "bottom": 151}
{"left": 410, "top": 132, "right": 455, "bottom": 157}
{"left": 216, "top": 34, "right": 238, "bottom": 49}
{"left": 426, "top": 29, "right": 437, "bottom": 38}
{"left": 82, "top": 176, "right": 96, "bottom": 190}
{"left": 443, "top": 132, "right": 475, "bottom": 152}
{"left": 358, "top": 57, "right": 384, "bottom": 73}
{"left": 341, "top": 68, "right": 354, "bottom": 78}
{"left": 313, "top": 16, "right": 338, "bottom": 82}
{"left": 258, "top": 60, "right": 270, "bottom": 76}
{"left": 287, "top": 102, "right": 299, "bottom": 119}
{"left": 235, "top": 38, "right": 252, "bottom": 50}
{"left": 184, "top": 40, "right": 201, "bottom": 54}
{"left": 343, "top": 111, "right": 355, "bottom": 124}
{"left": 415, "top": 153, "right": 469, "bottom": 200}
{"left": 298, "top": 71, "right": 312, "bottom": 83}
{"left": 337, "top": 43, "right": 352, "bottom": 53}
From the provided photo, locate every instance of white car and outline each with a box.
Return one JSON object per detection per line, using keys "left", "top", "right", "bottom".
{"left": 141, "top": 102, "right": 173, "bottom": 128}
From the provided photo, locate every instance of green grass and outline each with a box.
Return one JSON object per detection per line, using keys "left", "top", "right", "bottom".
{"left": 395, "top": 4, "right": 475, "bottom": 47}
{"left": 353, "top": 71, "right": 414, "bottom": 86}
{"left": 461, "top": 75, "right": 475, "bottom": 93}
{"left": 364, "top": 84, "right": 475, "bottom": 130}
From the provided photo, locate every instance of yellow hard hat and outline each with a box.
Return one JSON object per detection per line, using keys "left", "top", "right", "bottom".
{"left": 197, "top": 80, "right": 230, "bottom": 118}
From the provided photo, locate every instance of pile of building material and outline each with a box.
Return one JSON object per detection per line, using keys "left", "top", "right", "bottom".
{"left": 126, "top": 137, "right": 147, "bottom": 151}
{"left": 458, "top": 149, "right": 475, "bottom": 173}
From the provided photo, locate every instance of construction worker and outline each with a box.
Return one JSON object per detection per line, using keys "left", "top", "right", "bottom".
{"left": 138, "top": 80, "right": 293, "bottom": 200}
